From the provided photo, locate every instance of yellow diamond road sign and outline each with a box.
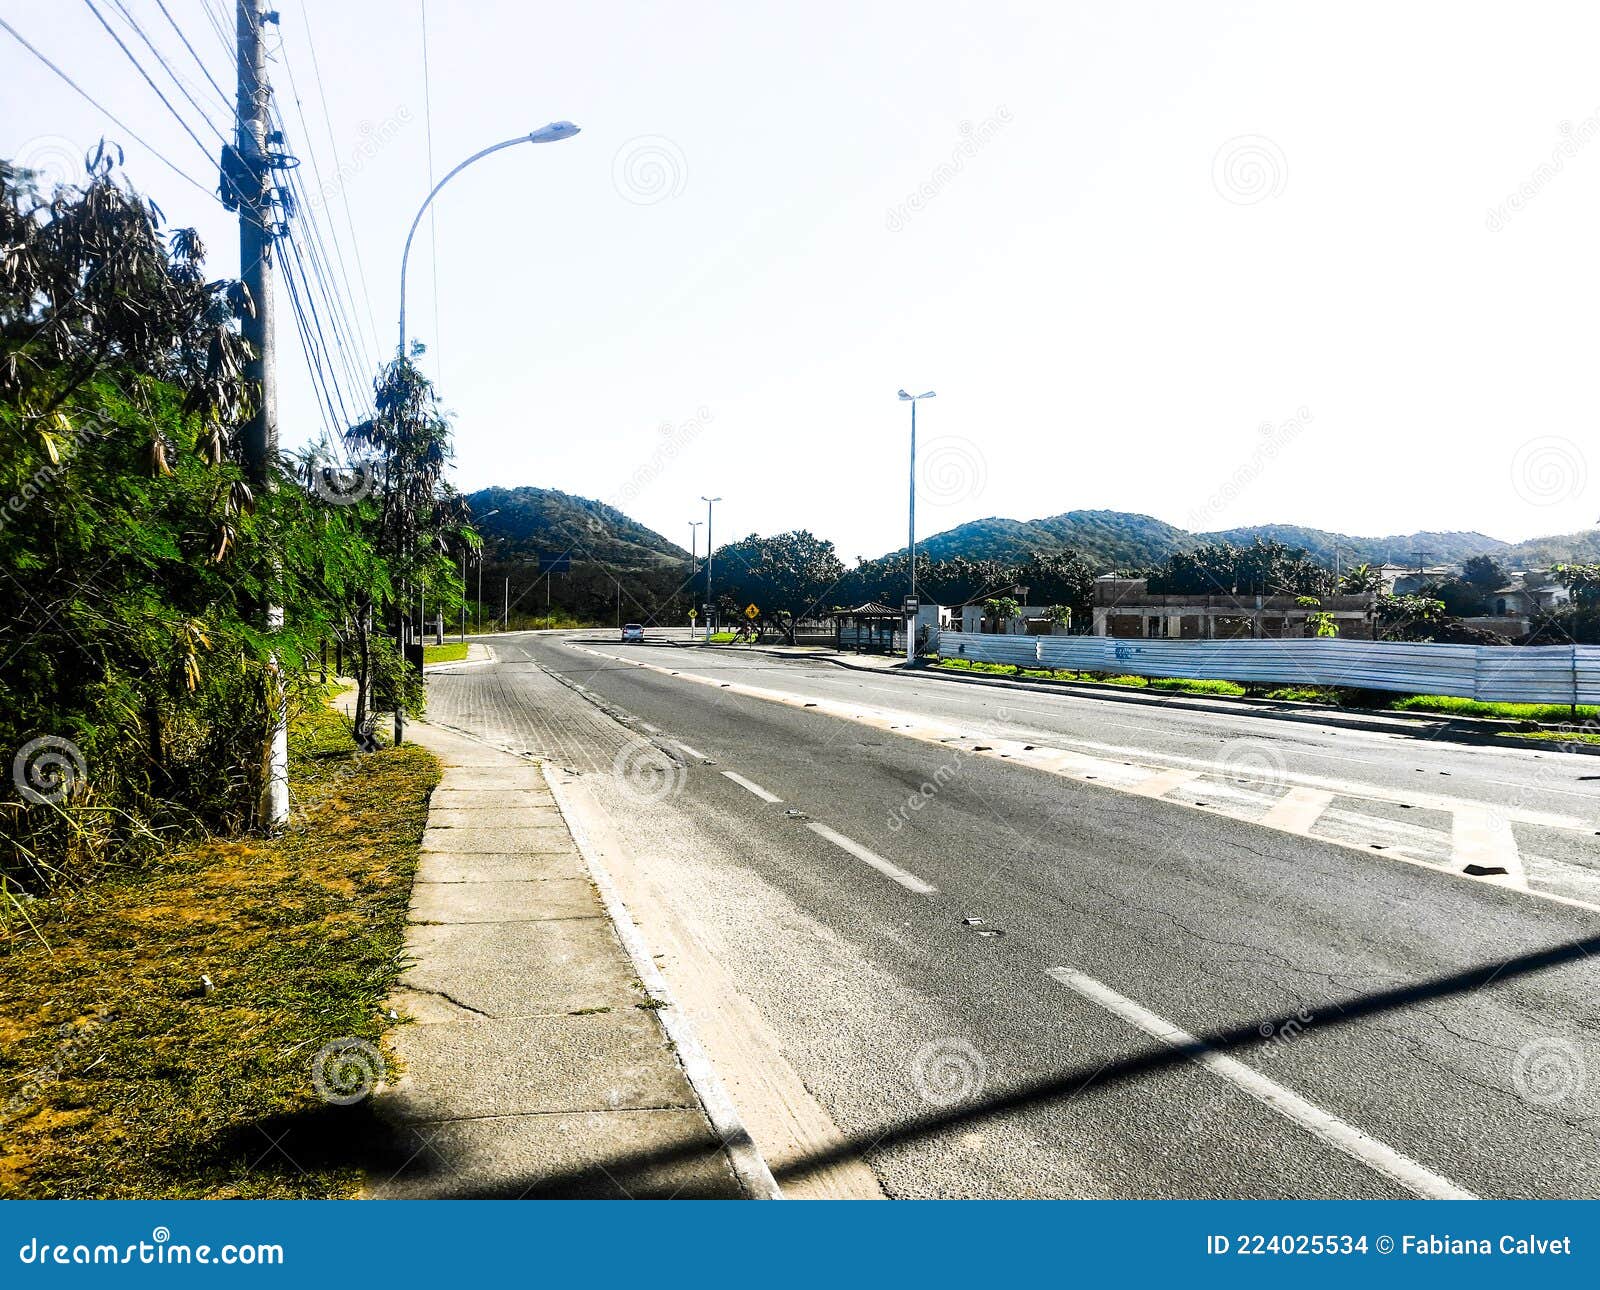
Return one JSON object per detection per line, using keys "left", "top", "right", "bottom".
{"left": 745, "top": 603, "right": 760, "bottom": 620}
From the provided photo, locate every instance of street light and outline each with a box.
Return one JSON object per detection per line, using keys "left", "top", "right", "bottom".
{"left": 475, "top": 508, "right": 500, "bottom": 635}
{"left": 898, "top": 388, "right": 936, "bottom": 662}
{"left": 688, "top": 520, "right": 703, "bottom": 632}
{"left": 398, "top": 121, "right": 581, "bottom": 355}
{"left": 390, "top": 122, "right": 577, "bottom": 745}
{"left": 701, "top": 496, "right": 721, "bottom": 640}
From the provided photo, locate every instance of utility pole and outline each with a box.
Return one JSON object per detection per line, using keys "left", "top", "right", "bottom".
{"left": 688, "top": 519, "right": 701, "bottom": 629}
{"left": 503, "top": 576, "right": 509, "bottom": 631}
{"left": 702, "top": 496, "right": 720, "bottom": 639}
{"left": 234, "top": 0, "right": 287, "bottom": 829}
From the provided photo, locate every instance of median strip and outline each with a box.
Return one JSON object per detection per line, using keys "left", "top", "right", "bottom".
{"left": 1047, "top": 967, "right": 1475, "bottom": 1201}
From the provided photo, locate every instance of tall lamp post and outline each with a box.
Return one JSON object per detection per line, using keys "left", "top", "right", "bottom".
{"left": 701, "top": 496, "right": 721, "bottom": 640}
{"left": 390, "top": 121, "right": 579, "bottom": 745}
{"left": 688, "top": 519, "right": 702, "bottom": 632}
{"left": 474, "top": 508, "right": 500, "bottom": 635}
{"left": 897, "top": 388, "right": 936, "bottom": 662}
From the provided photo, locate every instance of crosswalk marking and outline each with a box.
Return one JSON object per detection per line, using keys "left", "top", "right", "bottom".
{"left": 1261, "top": 786, "right": 1335, "bottom": 835}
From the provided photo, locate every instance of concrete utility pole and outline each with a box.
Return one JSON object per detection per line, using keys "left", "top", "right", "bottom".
{"left": 701, "top": 496, "right": 721, "bottom": 639}
{"left": 898, "top": 389, "right": 936, "bottom": 664}
{"left": 236, "top": 0, "right": 288, "bottom": 830}
{"left": 688, "top": 520, "right": 701, "bottom": 628}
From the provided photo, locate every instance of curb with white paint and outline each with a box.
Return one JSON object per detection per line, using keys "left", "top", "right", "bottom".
{"left": 542, "top": 761, "right": 784, "bottom": 1201}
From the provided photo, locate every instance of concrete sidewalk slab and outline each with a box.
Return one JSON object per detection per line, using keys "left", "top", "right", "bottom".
{"left": 365, "top": 718, "right": 744, "bottom": 1199}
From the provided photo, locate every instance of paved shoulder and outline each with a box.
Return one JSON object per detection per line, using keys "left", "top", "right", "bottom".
{"left": 365, "top": 720, "right": 747, "bottom": 1199}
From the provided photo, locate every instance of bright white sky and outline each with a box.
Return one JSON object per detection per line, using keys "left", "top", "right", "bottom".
{"left": 5, "top": 1, "right": 1599, "bottom": 558}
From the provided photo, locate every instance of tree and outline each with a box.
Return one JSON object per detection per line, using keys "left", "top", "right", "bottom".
{"left": 983, "top": 596, "right": 1020, "bottom": 629}
{"left": 1461, "top": 555, "right": 1509, "bottom": 592}
{"left": 1148, "top": 538, "right": 1332, "bottom": 597}
{"left": 343, "top": 352, "right": 471, "bottom": 741}
{"left": 1340, "top": 563, "right": 1382, "bottom": 595}
{"left": 0, "top": 151, "right": 347, "bottom": 887}
{"left": 708, "top": 530, "right": 846, "bottom": 643}
{"left": 1375, "top": 593, "right": 1446, "bottom": 641}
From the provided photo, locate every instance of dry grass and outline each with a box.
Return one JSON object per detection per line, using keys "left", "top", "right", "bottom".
{"left": 0, "top": 707, "right": 438, "bottom": 1198}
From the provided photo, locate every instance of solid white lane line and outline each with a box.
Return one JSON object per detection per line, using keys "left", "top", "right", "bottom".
{"left": 639, "top": 721, "right": 660, "bottom": 733}
{"left": 723, "top": 770, "right": 783, "bottom": 804}
{"left": 1261, "top": 786, "right": 1335, "bottom": 835}
{"left": 1047, "top": 968, "right": 1476, "bottom": 1201}
{"left": 677, "top": 742, "right": 708, "bottom": 761}
{"left": 806, "top": 822, "right": 939, "bottom": 895}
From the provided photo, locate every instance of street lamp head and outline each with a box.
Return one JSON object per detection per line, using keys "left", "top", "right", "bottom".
{"left": 701, "top": 495, "right": 722, "bottom": 503}
{"left": 898, "top": 389, "right": 936, "bottom": 401}
{"left": 528, "top": 121, "right": 581, "bottom": 144}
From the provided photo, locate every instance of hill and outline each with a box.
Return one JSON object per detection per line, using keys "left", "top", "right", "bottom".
{"left": 909, "top": 511, "right": 1599, "bottom": 573}
{"left": 465, "top": 486, "right": 691, "bottom": 626}
{"left": 467, "top": 486, "right": 687, "bottom": 569}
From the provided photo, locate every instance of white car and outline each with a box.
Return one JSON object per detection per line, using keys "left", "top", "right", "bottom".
{"left": 621, "top": 623, "right": 644, "bottom": 643}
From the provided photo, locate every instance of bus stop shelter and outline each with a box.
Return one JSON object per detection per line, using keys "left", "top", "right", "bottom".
{"left": 831, "top": 602, "right": 902, "bottom": 654}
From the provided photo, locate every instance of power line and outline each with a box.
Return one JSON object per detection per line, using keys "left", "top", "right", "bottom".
{"left": 81, "top": 0, "right": 221, "bottom": 167}
{"left": 419, "top": 0, "right": 440, "bottom": 374}
{"left": 0, "top": 12, "right": 219, "bottom": 203}
{"left": 106, "top": 0, "right": 230, "bottom": 141}
{"left": 152, "top": 0, "right": 233, "bottom": 113}
{"left": 297, "top": 0, "right": 382, "bottom": 361}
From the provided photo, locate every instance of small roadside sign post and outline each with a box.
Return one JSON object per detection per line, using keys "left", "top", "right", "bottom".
{"left": 902, "top": 596, "right": 920, "bottom": 664}
{"left": 745, "top": 604, "right": 760, "bottom": 642}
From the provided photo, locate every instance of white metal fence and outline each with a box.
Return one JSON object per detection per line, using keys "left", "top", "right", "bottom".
{"left": 928, "top": 632, "right": 1600, "bottom": 706}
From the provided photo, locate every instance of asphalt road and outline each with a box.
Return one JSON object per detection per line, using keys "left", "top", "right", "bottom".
{"left": 424, "top": 629, "right": 1600, "bottom": 1199}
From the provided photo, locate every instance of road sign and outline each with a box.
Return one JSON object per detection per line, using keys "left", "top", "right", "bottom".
{"left": 688, "top": 609, "right": 698, "bottom": 623}
{"left": 745, "top": 603, "right": 760, "bottom": 620}
{"left": 537, "top": 555, "right": 571, "bottom": 574}
{"left": 902, "top": 596, "right": 920, "bottom": 617}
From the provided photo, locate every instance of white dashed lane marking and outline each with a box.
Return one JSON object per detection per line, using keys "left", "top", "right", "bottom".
{"left": 1048, "top": 968, "right": 1476, "bottom": 1201}
{"left": 806, "top": 822, "right": 939, "bottom": 895}
{"left": 723, "top": 770, "right": 783, "bottom": 804}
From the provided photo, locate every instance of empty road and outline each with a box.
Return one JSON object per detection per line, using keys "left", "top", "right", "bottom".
{"left": 421, "top": 629, "right": 1600, "bottom": 1199}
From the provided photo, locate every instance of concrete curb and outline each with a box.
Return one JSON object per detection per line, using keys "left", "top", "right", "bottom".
{"left": 402, "top": 713, "right": 781, "bottom": 1200}
{"left": 542, "top": 762, "right": 783, "bottom": 1201}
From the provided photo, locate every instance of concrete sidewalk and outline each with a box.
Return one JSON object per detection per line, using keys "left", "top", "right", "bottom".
{"left": 365, "top": 719, "right": 748, "bottom": 1199}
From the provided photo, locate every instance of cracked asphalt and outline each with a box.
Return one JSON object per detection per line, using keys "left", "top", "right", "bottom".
{"left": 424, "top": 630, "right": 1600, "bottom": 1198}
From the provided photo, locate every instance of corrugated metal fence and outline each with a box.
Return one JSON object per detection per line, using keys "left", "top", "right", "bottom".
{"left": 928, "top": 632, "right": 1600, "bottom": 705}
